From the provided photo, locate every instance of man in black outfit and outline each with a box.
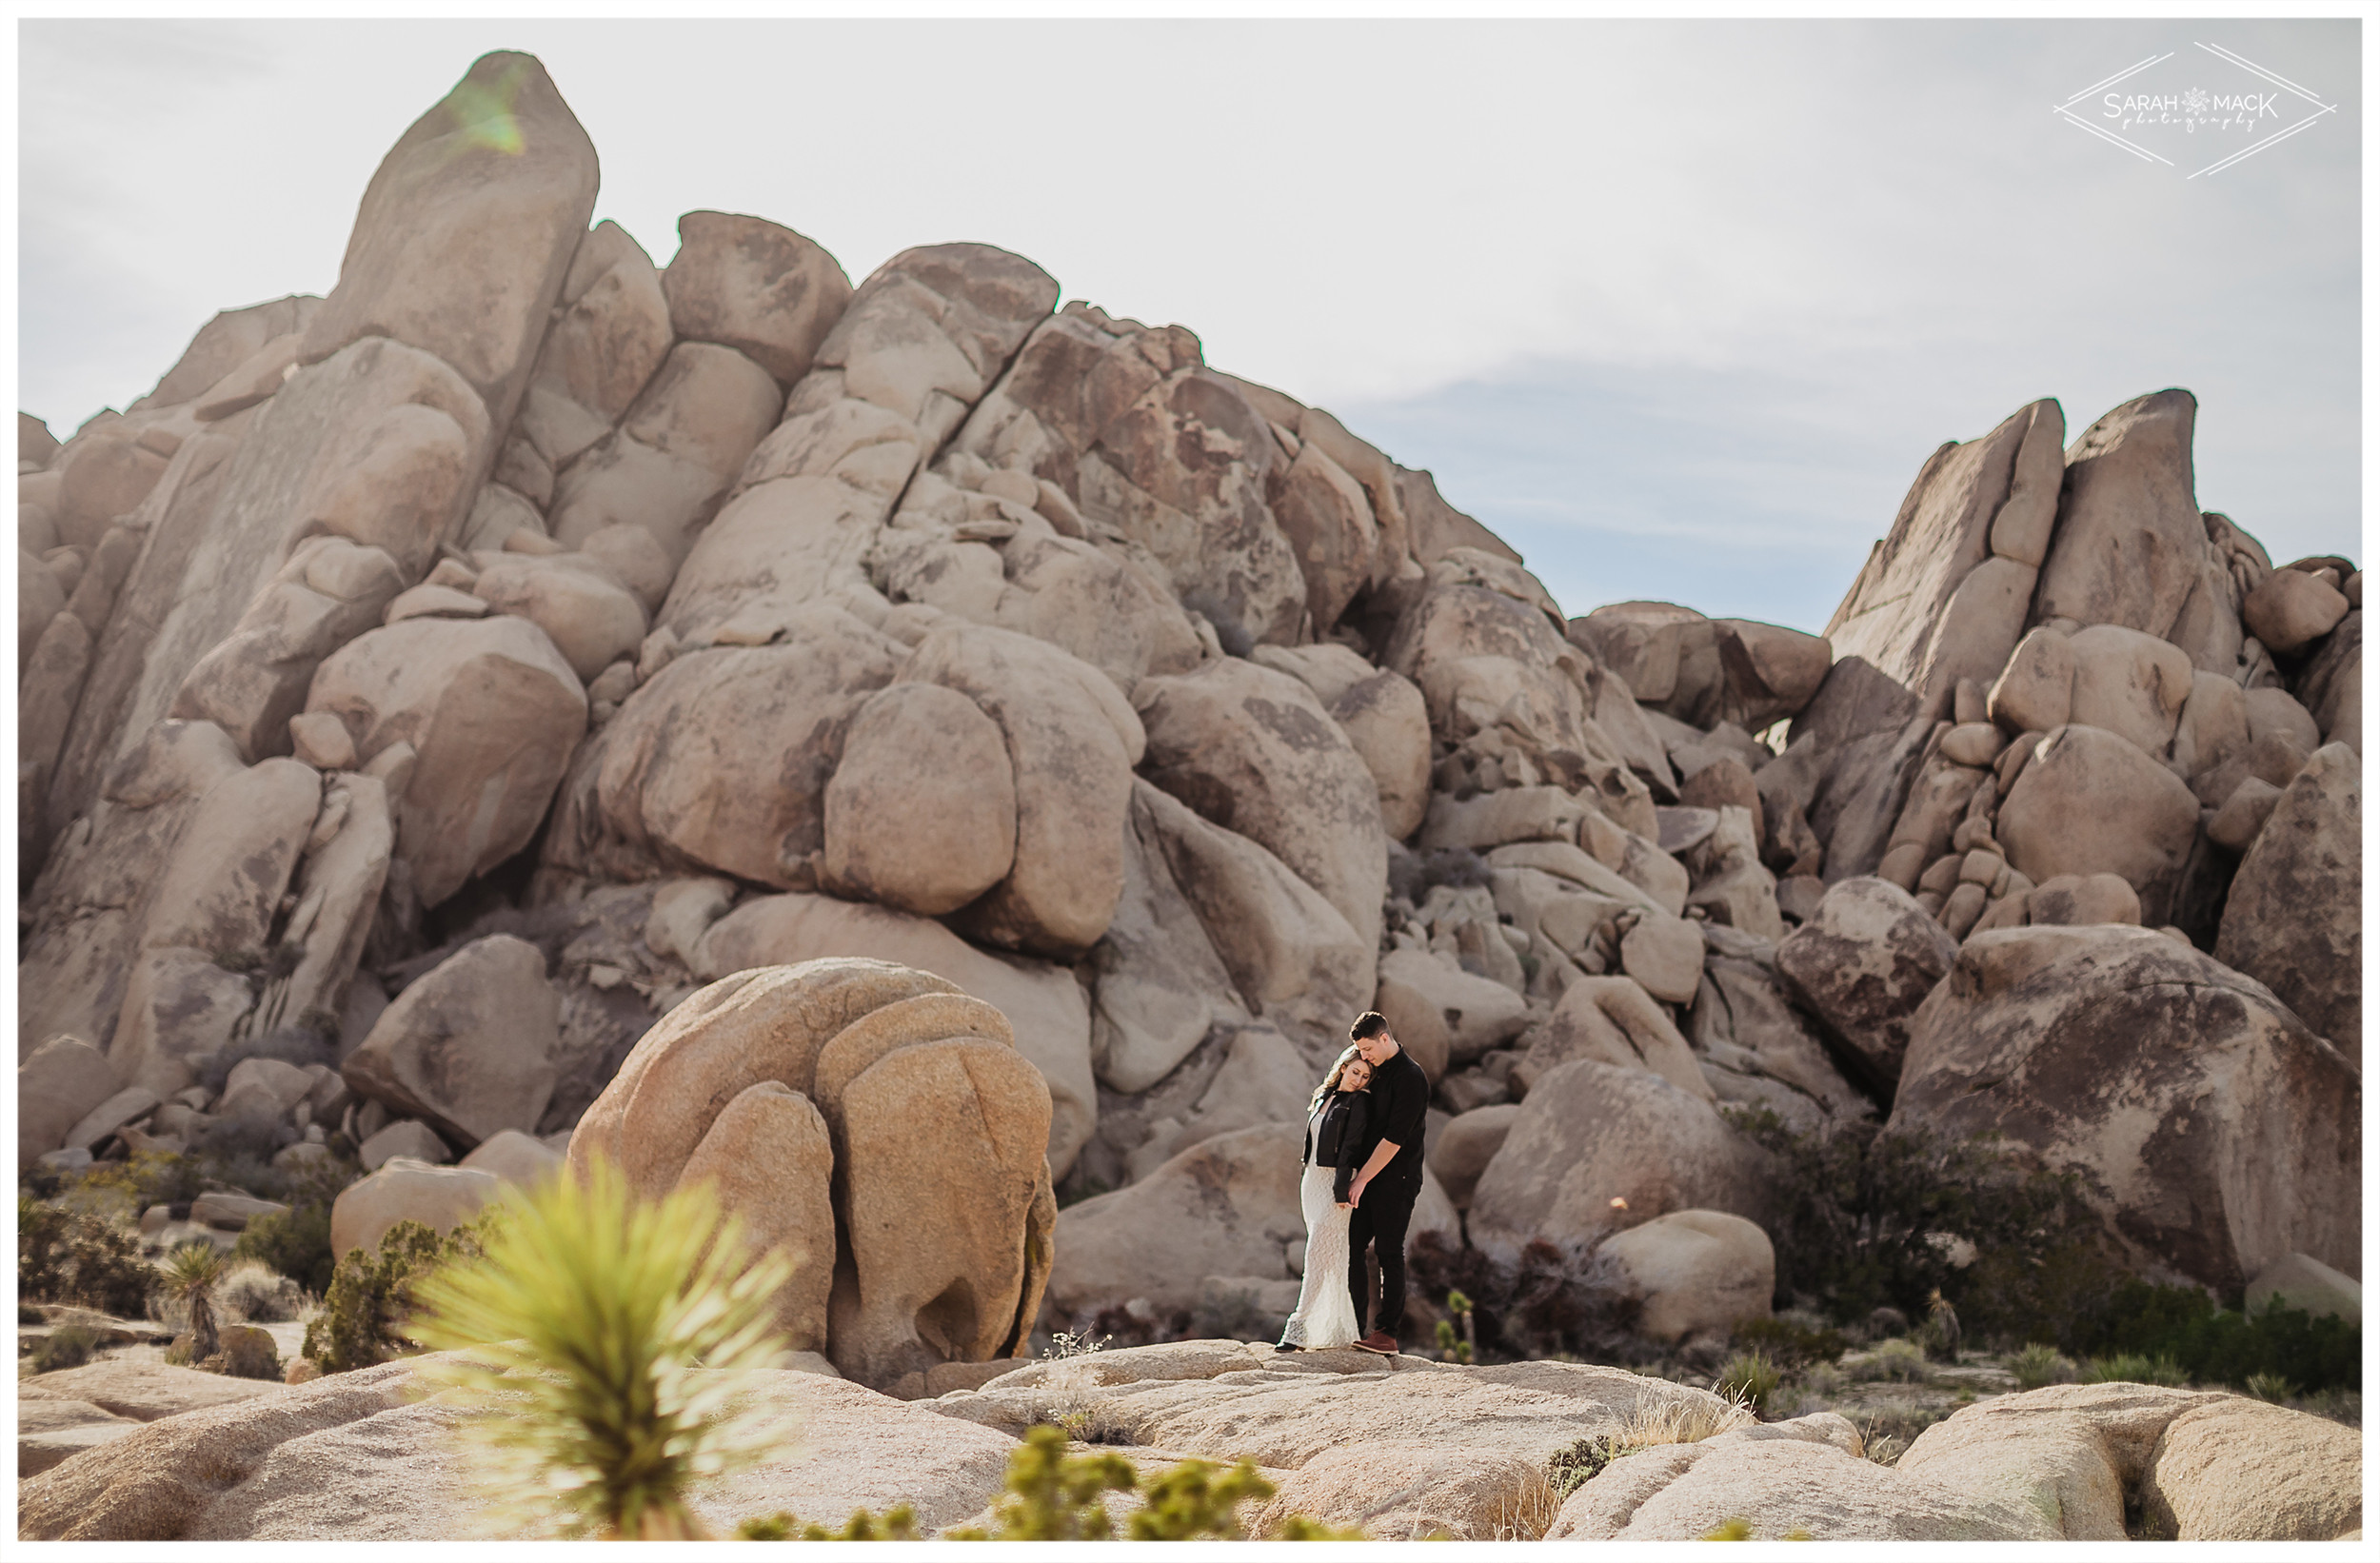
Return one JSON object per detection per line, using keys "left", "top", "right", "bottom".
{"left": 1342, "top": 1010, "right": 1428, "bottom": 1355}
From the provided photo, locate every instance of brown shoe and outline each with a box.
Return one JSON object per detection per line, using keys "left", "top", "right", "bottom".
{"left": 1352, "top": 1332, "right": 1399, "bottom": 1355}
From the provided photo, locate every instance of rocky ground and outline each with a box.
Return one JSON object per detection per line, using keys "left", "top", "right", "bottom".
{"left": 15, "top": 46, "right": 2362, "bottom": 1542}
{"left": 15, "top": 1331, "right": 2363, "bottom": 1541}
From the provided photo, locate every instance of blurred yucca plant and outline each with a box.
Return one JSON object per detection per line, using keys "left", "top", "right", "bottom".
{"left": 407, "top": 1153, "right": 796, "bottom": 1539}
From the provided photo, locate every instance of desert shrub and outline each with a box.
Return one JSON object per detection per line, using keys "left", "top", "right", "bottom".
{"left": 1715, "top": 1350, "right": 1783, "bottom": 1415}
{"left": 2010, "top": 1341, "right": 2071, "bottom": 1390}
{"left": 1407, "top": 1231, "right": 1643, "bottom": 1362}
{"left": 30, "top": 1323, "right": 100, "bottom": 1374}
{"left": 407, "top": 1154, "right": 796, "bottom": 1540}
{"left": 1849, "top": 1337, "right": 1930, "bottom": 1384}
{"left": 231, "top": 1155, "right": 360, "bottom": 1293}
{"left": 304, "top": 1217, "right": 488, "bottom": 1374}
{"left": 1733, "top": 1314, "right": 1846, "bottom": 1368}
{"left": 2246, "top": 1372, "right": 2296, "bottom": 1403}
{"left": 1722, "top": 1108, "right": 2089, "bottom": 1332}
{"left": 18, "top": 1197, "right": 156, "bottom": 1316}
{"left": 944, "top": 1425, "right": 1334, "bottom": 1541}
{"left": 1859, "top": 1403, "right": 1955, "bottom": 1466}
{"left": 216, "top": 1258, "right": 307, "bottom": 1322}
{"left": 2056, "top": 1279, "right": 2361, "bottom": 1395}
{"left": 737, "top": 1507, "right": 918, "bottom": 1540}
{"left": 75, "top": 1150, "right": 208, "bottom": 1211}
{"left": 2082, "top": 1353, "right": 2189, "bottom": 1387}
{"left": 1546, "top": 1393, "right": 1755, "bottom": 1497}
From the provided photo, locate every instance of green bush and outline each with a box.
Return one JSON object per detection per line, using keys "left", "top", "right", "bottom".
{"left": 74, "top": 1150, "right": 208, "bottom": 1212}
{"left": 30, "top": 1323, "right": 100, "bottom": 1374}
{"left": 1732, "top": 1315, "right": 1847, "bottom": 1368}
{"left": 2082, "top": 1353, "right": 2188, "bottom": 1387}
{"left": 303, "top": 1217, "right": 487, "bottom": 1374}
{"left": 1721, "top": 1109, "right": 2089, "bottom": 1331}
{"left": 943, "top": 1425, "right": 1350, "bottom": 1541}
{"left": 2010, "top": 1342, "right": 2070, "bottom": 1390}
{"left": 231, "top": 1163, "right": 354, "bottom": 1295}
{"left": 2065, "top": 1279, "right": 2360, "bottom": 1396}
{"left": 1716, "top": 1350, "right": 1783, "bottom": 1416}
{"left": 18, "top": 1197, "right": 156, "bottom": 1316}
{"left": 217, "top": 1259, "right": 307, "bottom": 1322}
{"left": 737, "top": 1507, "right": 918, "bottom": 1540}
{"left": 1850, "top": 1338, "right": 1930, "bottom": 1384}
{"left": 2246, "top": 1373, "right": 2296, "bottom": 1404}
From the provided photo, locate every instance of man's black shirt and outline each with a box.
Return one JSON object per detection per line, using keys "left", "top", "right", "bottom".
{"left": 1359, "top": 1046, "right": 1430, "bottom": 1186}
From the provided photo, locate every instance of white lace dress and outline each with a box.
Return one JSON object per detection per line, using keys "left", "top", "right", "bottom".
{"left": 1277, "top": 1105, "right": 1359, "bottom": 1349}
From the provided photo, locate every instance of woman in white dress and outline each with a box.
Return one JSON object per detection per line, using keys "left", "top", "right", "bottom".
{"left": 1275, "top": 1049, "right": 1372, "bottom": 1351}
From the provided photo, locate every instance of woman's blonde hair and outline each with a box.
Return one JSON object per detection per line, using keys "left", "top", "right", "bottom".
{"left": 1308, "top": 1044, "right": 1368, "bottom": 1115}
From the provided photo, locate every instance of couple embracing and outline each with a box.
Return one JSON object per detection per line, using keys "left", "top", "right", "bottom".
{"left": 1276, "top": 1010, "right": 1428, "bottom": 1355}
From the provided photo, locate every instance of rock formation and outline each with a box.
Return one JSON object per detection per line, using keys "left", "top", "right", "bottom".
{"left": 15, "top": 47, "right": 2360, "bottom": 1396}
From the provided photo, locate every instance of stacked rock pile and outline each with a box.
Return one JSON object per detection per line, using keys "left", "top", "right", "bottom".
{"left": 17, "top": 51, "right": 2359, "bottom": 1389}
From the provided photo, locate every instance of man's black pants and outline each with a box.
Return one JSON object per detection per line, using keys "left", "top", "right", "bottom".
{"left": 1345, "top": 1174, "right": 1420, "bottom": 1337}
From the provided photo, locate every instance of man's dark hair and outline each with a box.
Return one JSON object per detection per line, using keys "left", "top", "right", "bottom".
{"left": 1349, "top": 1010, "right": 1391, "bottom": 1042}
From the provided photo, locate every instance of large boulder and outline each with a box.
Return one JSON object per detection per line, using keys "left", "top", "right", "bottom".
{"left": 18, "top": 1035, "right": 120, "bottom": 1170}
{"left": 662, "top": 210, "right": 854, "bottom": 386}
{"left": 545, "top": 340, "right": 783, "bottom": 564}
{"left": 951, "top": 303, "right": 1305, "bottom": 654}
{"left": 341, "top": 935, "right": 560, "bottom": 1150}
{"left": 1467, "top": 1059, "right": 1771, "bottom": 1265}
{"left": 1820, "top": 398, "right": 2063, "bottom": 721}
{"left": 1597, "top": 1209, "right": 1775, "bottom": 1343}
{"left": 1550, "top": 1418, "right": 2048, "bottom": 1540}
{"left": 902, "top": 621, "right": 1140, "bottom": 960}
{"left": 1427, "top": 1103, "right": 1522, "bottom": 1211}
{"left": 327, "top": 1158, "right": 504, "bottom": 1261}
{"left": 2037, "top": 390, "right": 2243, "bottom": 673}
{"left": 299, "top": 51, "right": 597, "bottom": 432}
{"left": 1890, "top": 925, "right": 2361, "bottom": 1291}
{"left": 2246, "top": 1252, "right": 2361, "bottom": 1328}
{"left": 2214, "top": 742, "right": 2359, "bottom": 1050}
{"left": 1774, "top": 877, "right": 1958, "bottom": 1097}
{"left": 1084, "top": 783, "right": 1256, "bottom": 1094}
{"left": 1896, "top": 1384, "right": 2361, "bottom": 1542}
{"left": 1689, "top": 941, "right": 1875, "bottom": 1135}
{"left": 1126, "top": 782, "right": 1374, "bottom": 1068}
{"left": 2291, "top": 607, "right": 2359, "bottom": 753}
{"left": 821, "top": 681, "right": 1018, "bottom": 916}
{"left": 1994, "top": 724, "right": 2199, "bottom": 925}
{"left": 307, "top": 614, "right": 585, "bottom": 908}
{"left": 691, "top": 895, "right": 1096, "bottom": 1179}
{"left": 1136, "top": 658, "right": 1388, "bottom": 952}
{"left": 466, "top": 554, "right": 648, "bottom": 685}
{"left": 544, "top": 601, "right": 902, "bottom": 890}
{"left": 569, "top": 960, "right": 1055, "bottom": 1390}
{"left": 1377, "top": 947, "right": 1531, "bottom": 1065}
{"left": 166, "top": 536, "right": 408, "bottom": 763}
{"left": 1513, "top": 976, "right": 1710, "bottom": 1101}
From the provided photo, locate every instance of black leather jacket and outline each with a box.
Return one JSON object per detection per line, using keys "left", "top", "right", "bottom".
{"left": 1302, "top": 1090, "right": 1370, "bottom": 1203}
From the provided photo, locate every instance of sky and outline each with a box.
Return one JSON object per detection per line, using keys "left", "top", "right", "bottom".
{"left": 17, "top": 16, "right": 2362, "bottom": 634}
